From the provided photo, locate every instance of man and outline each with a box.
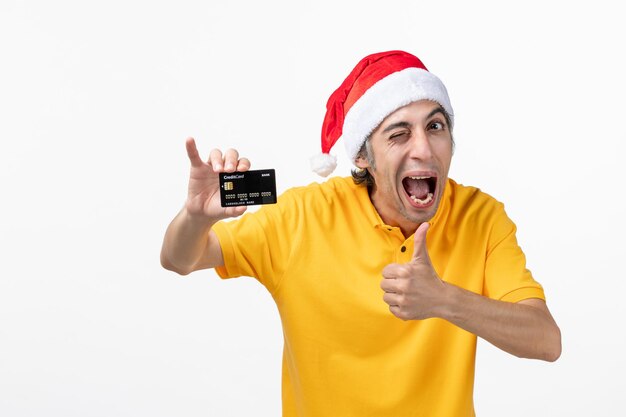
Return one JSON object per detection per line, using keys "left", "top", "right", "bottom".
{"left": 161, "top": 50, "right": 561, "bottom": 416}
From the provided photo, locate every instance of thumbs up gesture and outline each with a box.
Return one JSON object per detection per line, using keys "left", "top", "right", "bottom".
{"left": 380, "top": 222, "right": 448, "bottom": 321}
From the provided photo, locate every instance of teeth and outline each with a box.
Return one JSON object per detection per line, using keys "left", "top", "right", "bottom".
{"left": 408, "top": 176, "right": 431, "bottom": 180}
{"left": 410, "top": 192, "right": 433, "bottom": 205}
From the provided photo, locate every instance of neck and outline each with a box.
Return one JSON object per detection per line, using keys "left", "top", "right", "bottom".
{"left": 368, "top": 185, "right": 419, "bottom": 238}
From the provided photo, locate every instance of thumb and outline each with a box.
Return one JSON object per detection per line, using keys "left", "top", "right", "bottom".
{"left": 411, "top": 222, "right": 431, "bottom": 263}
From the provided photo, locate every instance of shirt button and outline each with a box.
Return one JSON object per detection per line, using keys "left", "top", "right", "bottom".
{"left": 400, "top": 246, "right": 406, "bottom": 252}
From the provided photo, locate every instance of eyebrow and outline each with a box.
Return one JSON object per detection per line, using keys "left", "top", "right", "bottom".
{"left": 382, "top": 121, "right": 411, "bottom": 134}
{"left": 381, "top": 107, "right": 447, "bottom": 134}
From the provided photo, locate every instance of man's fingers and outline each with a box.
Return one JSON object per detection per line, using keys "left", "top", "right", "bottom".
{"left": 223, "top": 148, "right": 240, "bottom": 172}
{"left": 185, "top": 137, "right": 205, "bottom": 168}
{"left": 411, "top": 222, "right": 431, "bottom": 263}
{"left": 208, "top": 149, "right": 225, "bottom": 172}
{"left": 382, "top": 263, "right": 403, "bottom": 279}
{"left": 191, "top": 141, "right": 248, "bottom": 173}
{"left": 207, "top": 149, "right": 249, "bottom": 173}
{"left": 388, "top": 305, "right": 408, "bottom": 321}
{"left": 237, "top": 157, "right": 251, "bottom": 172}
{"left": 224, "top": 205, "right": 248, "bottom": 218}
{"left": 383, "top": 292, "right": 400, "bottom": 306}
{"left": 380, "top": 277, "right": 396, "bottom": 292}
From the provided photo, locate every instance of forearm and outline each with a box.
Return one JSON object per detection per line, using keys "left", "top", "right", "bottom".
{"left": 160, "top": 208, "right": 223, "bottom": 275}
{"left": 438, "top": 284, "right": 561, "bottom": 362}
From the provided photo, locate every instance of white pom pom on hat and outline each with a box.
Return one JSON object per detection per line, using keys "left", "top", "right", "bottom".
{"left": 309, "top": 152, "right": 337, "bottom": 177}
{"left": 310, "top": 50, "right": 454, "bottom": 177}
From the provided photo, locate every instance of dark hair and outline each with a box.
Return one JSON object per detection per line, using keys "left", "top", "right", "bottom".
{"left": 350, "top": 106, "right": 454, "bottom": 187}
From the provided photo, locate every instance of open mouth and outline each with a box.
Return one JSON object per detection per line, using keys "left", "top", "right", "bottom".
{"left": 402, "top": 175, "right": 437, "bottom": 207}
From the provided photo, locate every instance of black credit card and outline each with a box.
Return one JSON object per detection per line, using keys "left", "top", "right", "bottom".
{"left": 219, "top": 169, "right": 277, "bottom": 207}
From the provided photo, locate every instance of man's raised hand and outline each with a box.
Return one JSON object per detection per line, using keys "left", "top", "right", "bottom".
{"left": 380, "top": 222, "right": 448, "bottom": 321}
{"left": 184, "top": 137, "right": 251, "bottom": 221}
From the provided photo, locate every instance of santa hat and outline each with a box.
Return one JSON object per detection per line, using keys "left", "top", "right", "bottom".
{"left": 310, "top": 50, "right": 454, "bottom": 177}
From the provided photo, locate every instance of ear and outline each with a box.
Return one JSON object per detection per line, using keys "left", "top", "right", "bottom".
{"left": 354, "top": 156, "right": 370, "bottom": 169}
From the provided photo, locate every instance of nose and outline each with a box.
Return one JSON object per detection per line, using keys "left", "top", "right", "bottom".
{"left": 408, "top": 129, "right": 433, "bottom": 161}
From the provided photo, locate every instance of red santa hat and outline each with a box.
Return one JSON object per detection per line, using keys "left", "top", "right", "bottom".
{"left": 311, "top": 50, "right": 454, "bottom": 177}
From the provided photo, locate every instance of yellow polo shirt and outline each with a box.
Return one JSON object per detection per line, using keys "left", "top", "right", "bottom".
{"left": 213, "top": 177, "right": 545, "bottom": 417}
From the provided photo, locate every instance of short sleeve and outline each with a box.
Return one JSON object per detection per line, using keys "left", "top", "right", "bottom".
{"left": 212, "top": 190, "right": 298, "bottom": 295}
{"left": 483, "top": 205, "right": 545, "bottom": 303}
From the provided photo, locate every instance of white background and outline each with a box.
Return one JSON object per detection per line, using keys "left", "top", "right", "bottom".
{"left": 1, "top": 0, "right": 624, "bottom": 415}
